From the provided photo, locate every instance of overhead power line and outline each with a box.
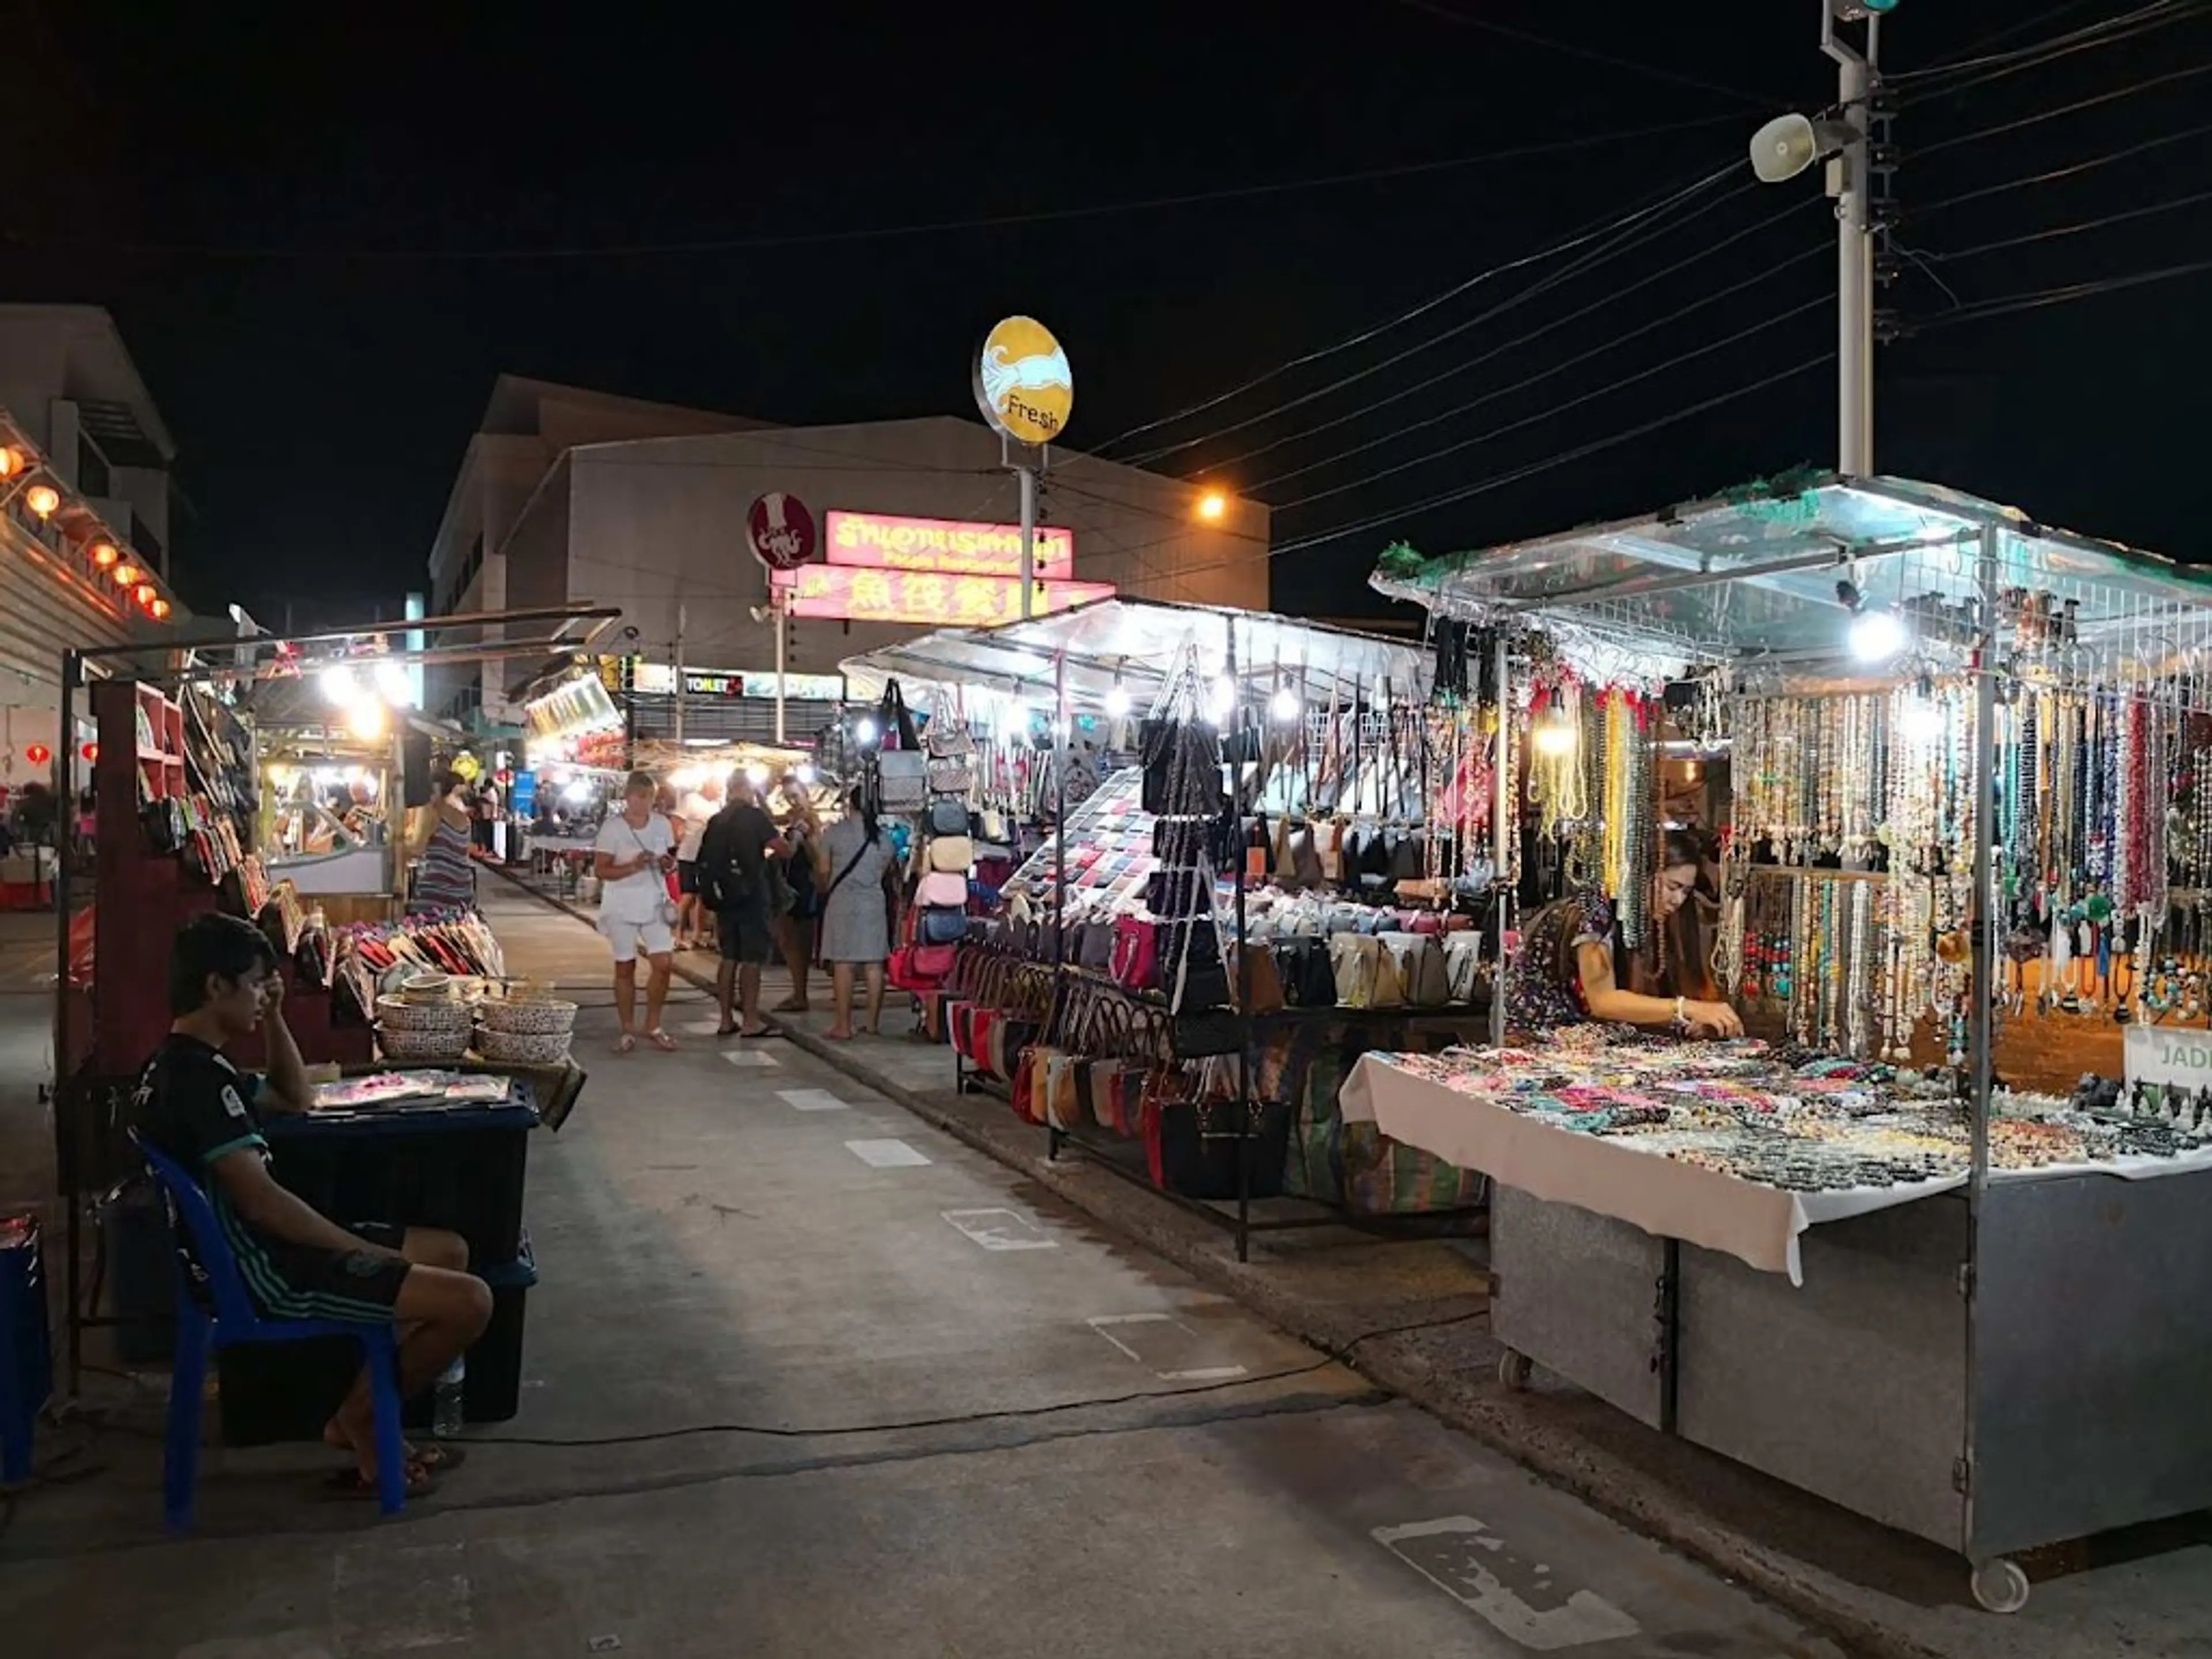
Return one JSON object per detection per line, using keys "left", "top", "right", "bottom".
{"left": 1272, "top": 294, "right": 1830, "bottom": 513}
{"left": 17, "top": 113, "right": 1744, "bottom": 264}
{"left": 1931, "top": 188, "right": 2212, "bottom": 263}
{"left": 1122, "top": 165, "right": 1752, "bottom": 467}
{"left": 1259, "top": 351, "right": 1835, "bottom": 565}
{"left": 1893, "top": 0, "right": 2206, "bottom": 92}
{"left": 1384, "top": 0, "right": 1780, "bottom": 107}
{"left": 1253, "top": 238, "right": 1830, "bottom": 496}
{"left": 1910, "top": 259, "right": 2212, "bottom": 331}
{"left": 1229, "top": 199, "right": 1822, "bottom": 487}
{"left": 1916, "top": 59, "right": 2212, "bottom": 157}
{"left": 1092, "top": 155, "right": 1738, "bottom": 457}
{"left": 1911, "top": 120, "right": 2212, "bottom": 216}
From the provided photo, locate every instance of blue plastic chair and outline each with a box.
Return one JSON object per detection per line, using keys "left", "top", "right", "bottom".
{"left": 130, "top": 1131, "right": 408, "bottom": 1523}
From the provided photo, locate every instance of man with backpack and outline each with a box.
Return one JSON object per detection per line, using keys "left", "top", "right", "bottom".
{"left": 698, "top": 772, "right": 788, "bottom": 1038}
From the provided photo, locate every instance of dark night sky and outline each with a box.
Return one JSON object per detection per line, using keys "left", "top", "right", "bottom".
{"left": 5, "top": 2, "right": 2209, "bottom": 626}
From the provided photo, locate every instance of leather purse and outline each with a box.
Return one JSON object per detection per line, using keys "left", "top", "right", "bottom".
{"left": 1380, "top": 931, "right": 1450, "bottom": 1008}
{"left": 927, "top": 835, "right": 975, "bottom": 873}
{"left": 915, "top": 869, "right": 968, "bottom": 908}
{"left": 926, "top": 800, "right": 971, "bottom": 837}
{"left": 1145, "top": 868, "right": 1210, "bottom": 919}
{"left": 1236, "top": 942, "right": 1285, "bottom": 1013}
{"left": 918, "top": 905, "right": 969, "bottom": 945}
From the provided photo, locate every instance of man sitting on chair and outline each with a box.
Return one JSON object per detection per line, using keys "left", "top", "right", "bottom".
{"left": 132, "top": 914, "right": 491, "bottom": 1499}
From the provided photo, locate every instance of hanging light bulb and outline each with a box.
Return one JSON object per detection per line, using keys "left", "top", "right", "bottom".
{"left": 746, "top": 762, "right": 771, "bottom": 787}
{"left": 24, "top": 483, "right": 59, "bottom": 518}
{"left": 150, "top": 597, "right": 171, "bottom": 620}
{"left": 796, "top": 762, "right": 816, "bottom": 785}
{"left": 89, "top": 541, "right": 118, "bottom": 569}
{"left": 373, "top": 659, "right": 412, "bottom": 706}
{"left": 112, "top": 562, "right": 139, "bottom": 587}
{"left": 1103, "top": 681, "right": 1132, "bottom": 719}
{"left": 1206, "top": 675, "right": 1237, "bottom": 725}
{"left": 854, "top": 715, "right": 879, "bottom": 745}
{"left": 1269, "top": 684, "right": 1302, "bottom": 723}
{"left": 321, "top": 665, "right": 359, "bottom": 705}
{"left": 346, "top": 699, "right": 386, "bottom": 741}
{"left": 1848, "top": 605, "right": 1908, "bottom": 663}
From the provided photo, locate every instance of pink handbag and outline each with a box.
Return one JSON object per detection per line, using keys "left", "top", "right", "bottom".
{"left": 1111, "top": 915, "right": 1160, "bottom": 991}
{"left": 915, "top": 869, "right": 968, "bottom": 908}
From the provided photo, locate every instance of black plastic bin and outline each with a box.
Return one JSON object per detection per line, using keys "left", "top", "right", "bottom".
{"left": 217, "top": 1234, "right": 539, "bottom": 1444}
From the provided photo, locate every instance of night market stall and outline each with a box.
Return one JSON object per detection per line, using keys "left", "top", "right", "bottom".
{"left": 50, "top": 604, "right": 612, "bottom": 1407}
{"left": 1358, "top": 474, "right": 2212, "bottom": 1613}
{"left": 843, "top": 597, "right": 1502, "bottom": 1256}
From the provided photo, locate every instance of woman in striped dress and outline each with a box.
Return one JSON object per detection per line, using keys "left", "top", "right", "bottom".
{"left": 408, "top": 771, "right": 478, "bottom": 915}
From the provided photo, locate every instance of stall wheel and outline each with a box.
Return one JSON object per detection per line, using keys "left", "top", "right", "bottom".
{"left": 1497, "top": 1348, "right": 1533, "bottom": 1392}
{"left": 1969, "top": 1557, "right": 2029, "bottom": 1616}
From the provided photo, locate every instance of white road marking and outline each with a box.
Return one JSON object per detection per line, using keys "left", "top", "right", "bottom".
{"left": 844, "top": 1138, "right": 932, "bottom": 1168}
{"left": 1085, "top": 1313, "right": 1249, "bottom": 1381}
{"left": 721, "top": 1048, "right": 781, "bottom": 1068}
{"left": 1372, "top": 1517, "right": 1640, "bottom": 1650}
{"left": 778, "top": 1087, "right": 853, "bottom": 1111}
{"left": 942, "top": 1207, "right": 1059, "bottom": 1251}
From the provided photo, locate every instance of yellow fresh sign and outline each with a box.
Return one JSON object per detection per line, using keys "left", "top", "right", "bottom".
{"left": 974, "top": 316, "right": 1073, "bottom": 446}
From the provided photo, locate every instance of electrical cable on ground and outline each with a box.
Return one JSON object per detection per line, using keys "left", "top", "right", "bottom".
{"left": 1124, "top": 167, "right": 1755, "bottom": 469}
{"left": 1092, "top": 158, "right": 1740, "bottom": 459}
{"left": 1244, "top": 228, "right": 1828, "bottom": 494}
{"left": 461, "top": 1308, "right": 1491, "bottom": 1449}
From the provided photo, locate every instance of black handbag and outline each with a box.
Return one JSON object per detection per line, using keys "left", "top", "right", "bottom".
{"left": 927, "top": 800, "right": 971, "bottom": 836}
{"left": 1145, "top": 868, "right": 1210, "bottom": 919}
{"left": 1150, "top": 1099, "right": 1291, "bottom": 1200}
{"left": 1272, "top": 938, "right": 1339, "bottom": 1007}
{"left": 1171, "top": 1007, "right": 1244, "bottom": 1058}
{"left": 1163, "top": 918, "right": 1232, "bottom": 1010}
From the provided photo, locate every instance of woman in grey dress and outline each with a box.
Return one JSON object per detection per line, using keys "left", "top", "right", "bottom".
{"left": 817, "top": 790, "right": 896, "bottom": 1039}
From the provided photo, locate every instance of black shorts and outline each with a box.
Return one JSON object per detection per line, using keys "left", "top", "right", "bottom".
{"left": 251, "top": 1220, "right": 411, "bottom": 1322}
{"left": 677, "top": 859, "right": 700, "bottom": 895}
{"left": 717, "top": 904, "right": 777, "bottom": 965}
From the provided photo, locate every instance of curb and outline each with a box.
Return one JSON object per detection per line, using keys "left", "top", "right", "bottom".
{"left": 487, "top": 862, "right": 1956, "bottom": 1659}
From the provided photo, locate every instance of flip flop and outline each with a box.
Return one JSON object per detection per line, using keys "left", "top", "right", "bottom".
{"left": 409, "top": 1443, "right": 468, "bottom": 1474}
{"left": 614, "top": 1034, "right": 637, "bottom": 1055}
{"left": 646, "top": 1030, "right": 677, "bottom": 1052}
{"left": 322, "top": 1460, "right": 439, "bottom": 1501}
{"left": 714, "top": 1024, "right": 740, "bottom": 1038}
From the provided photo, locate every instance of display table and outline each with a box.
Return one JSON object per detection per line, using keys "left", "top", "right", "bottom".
{"left": 217, "top": 1081, "right": 543, "bottom": 1444}
{"left": 1349, "top": 1044, "right": 2212, "bottom": 1580}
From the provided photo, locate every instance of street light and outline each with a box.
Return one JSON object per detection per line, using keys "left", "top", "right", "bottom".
{"left": 1196, "top": 491, "right": 1228, "bottom": 522}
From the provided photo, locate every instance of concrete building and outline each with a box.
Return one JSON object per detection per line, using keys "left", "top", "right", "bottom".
{"left": 425, "top": 377, "right": 1268, "bottom": 741}
{"left": 0, "top": 306, "right": 187, "bottom": 783}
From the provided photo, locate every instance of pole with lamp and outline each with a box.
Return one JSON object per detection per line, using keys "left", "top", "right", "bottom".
{"left": 1749, "top": 0, "right": 1896, "bottom": 476}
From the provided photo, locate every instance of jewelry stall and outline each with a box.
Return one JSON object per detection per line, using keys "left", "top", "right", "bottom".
{"left": 1354, "top": 475, "right": 2212, "bottom": 1613}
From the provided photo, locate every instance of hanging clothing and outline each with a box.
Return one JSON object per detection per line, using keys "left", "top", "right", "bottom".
{"left": 411, "top": 812, "right": 477, "bottom": 915}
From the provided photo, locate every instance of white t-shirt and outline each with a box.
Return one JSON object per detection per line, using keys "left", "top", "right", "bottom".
{"left": 677, "top": 792, "right": 715, "bottom": 862}
{"left": 594, "top": 811, "right": 675, "bottom": 923}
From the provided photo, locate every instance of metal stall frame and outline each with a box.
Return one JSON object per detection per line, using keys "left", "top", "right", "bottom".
{"left": 1373, "top": 474, "right": 2212, "bottom": 1613}
{"left": 843, "top": 598, "right": 1494, "bottom": 1260}
{"left": 52, "top": 603, "right": 621, "bottom": 1396}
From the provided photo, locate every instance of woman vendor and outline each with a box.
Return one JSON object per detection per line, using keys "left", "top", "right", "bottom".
{"left": 1512, "top": 827, "right": 1743, "bottom": 1038}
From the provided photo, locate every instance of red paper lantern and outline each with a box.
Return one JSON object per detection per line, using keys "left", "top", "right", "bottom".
{"left": 79, "top": 741, "right": 97, "bottom": 763}
{"left": 24, "top": 743, "right": 50, "bottom": 767}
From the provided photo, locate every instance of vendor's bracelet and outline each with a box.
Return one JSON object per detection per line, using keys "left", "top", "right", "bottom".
{"left": 1673, "top": 994, "right": 1688, "bottom": 1031}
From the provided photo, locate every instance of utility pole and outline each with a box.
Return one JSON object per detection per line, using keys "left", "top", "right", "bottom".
{"left": 673, "top": 601, "right": 686, "bottom": 747}
{"left": 1823, "top": 1, "right": 1882, "bottom": 476}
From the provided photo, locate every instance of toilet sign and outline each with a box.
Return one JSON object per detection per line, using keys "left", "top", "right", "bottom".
{"left": 747, "top": 493, "right": 816, "bottom": 573}
{"left": 2123, "top": 1025, "right": 2212, "bottom": 1089}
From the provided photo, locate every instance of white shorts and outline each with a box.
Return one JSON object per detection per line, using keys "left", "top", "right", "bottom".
{"left": 600, "top": 912, "right": 674, "bottom": 964}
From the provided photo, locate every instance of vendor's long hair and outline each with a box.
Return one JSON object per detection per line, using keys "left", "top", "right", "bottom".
{"left": 1524, "top": 827, "right": 1717, "bottom": 1001}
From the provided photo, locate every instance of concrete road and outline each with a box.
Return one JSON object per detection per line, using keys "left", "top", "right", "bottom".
{"left": 1, "top": 889, "right": 1844, "bottom": 1657}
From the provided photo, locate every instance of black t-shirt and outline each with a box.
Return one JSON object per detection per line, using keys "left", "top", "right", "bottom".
{"left": 131, "top": 1033, "right": 274, "bottom": 1290}
{"left": 700, "top": 802, "right": 777, "bottom": 908}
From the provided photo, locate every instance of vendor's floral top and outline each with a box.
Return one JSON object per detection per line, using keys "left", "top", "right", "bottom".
{"left": 1509, "top": 891, "right": 1626, "bottom": 1034}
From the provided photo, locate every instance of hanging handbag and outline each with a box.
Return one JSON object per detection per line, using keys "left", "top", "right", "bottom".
{"left": 918, "top": 906, "right": 969, "bottom": 946}
{"left": 877, "top": 750, "right": 927, "bottom": 812}
{"left": 1272, "top": 938, "right": 1339, "bottom": 1007}
{"left": 1380, "top": 931, "right": 1449, "bottom": 1008}
{"left": 1330, "top": 934, "right": 1382, "bottom": 1008}
{"left": 1164, "top": 917, "right": 1231, "bottom": 1010}
{"left": 877, "top": 679, "right": 921, "bottom": 752}
{"left": 915, "top": 869, "right": 968, "bottom": 908}
{"left": 1145, "top": 868, "right": 1210, "bottom": 919}
{"left": 927, "top": 799, "right": 971, "bottom": 837}
{"left": 1111, "top": 914, "right": 1161, "bottom": 992}
{"left": 926, "top": 719, "right": 975, "bottom": 759}
{"left": 1444, "top": 931, "right": 1484, "bottom": 1003}
{"left": 926, "top": 835, "right": 975, "bottom": 874}
{"left": 1172, "top": 1007, "right": 1244, "bottom": 1058}
{"left": 1077, "top": 919, "right": 1118, "bottom": 973}
{"left": 1236, "top": 942, "right": 1285, "bottom": 1013}
{"left": 926, "top": 755, "right": 975, "bottom": 796}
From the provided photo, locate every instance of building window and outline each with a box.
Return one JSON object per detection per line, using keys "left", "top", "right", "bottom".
{"left": 78, "top": 434, "right": 111, "bottom": 498}
{"left": 131, "top": 510, "right": 164, "bottom": 574}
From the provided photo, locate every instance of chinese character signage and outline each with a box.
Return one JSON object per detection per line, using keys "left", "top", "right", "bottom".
{"left": 770, "top": 565, "right": 1113, "bottom": 626}
{"left": 824, "top": 510, "right": 1073, "bottom": 579}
